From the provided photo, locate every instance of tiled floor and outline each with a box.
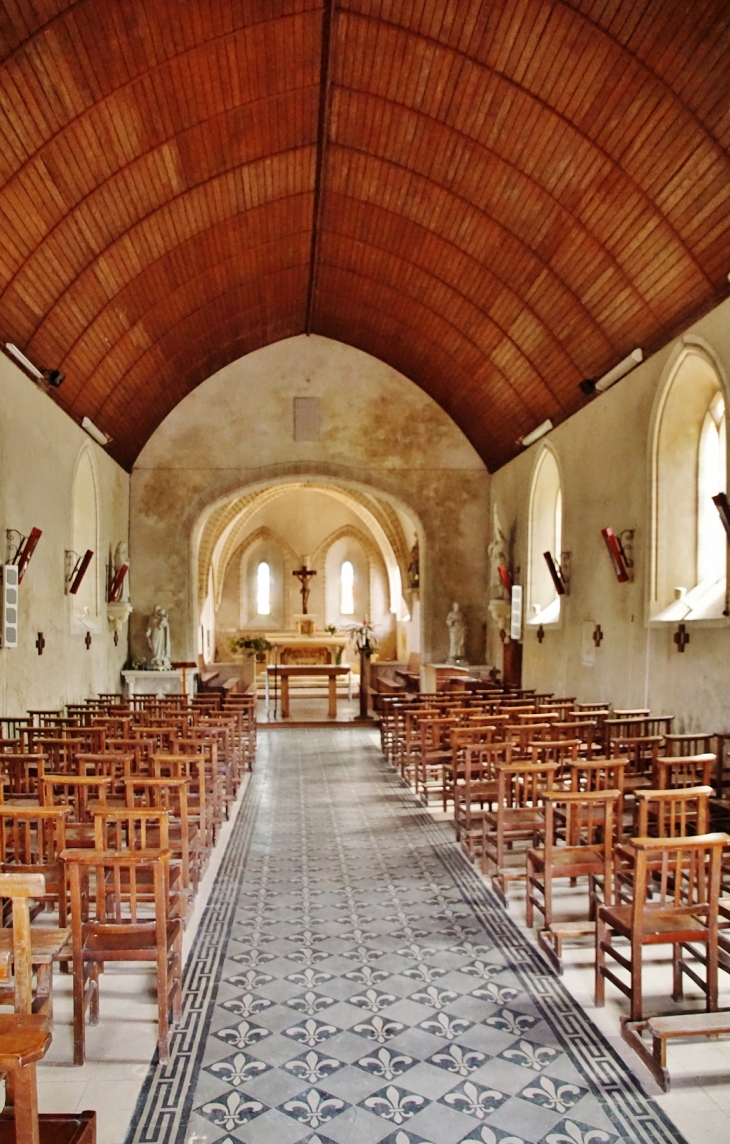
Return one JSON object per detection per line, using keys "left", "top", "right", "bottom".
{"left": 31, "top": 728, "right": 730, "bottom": 1144}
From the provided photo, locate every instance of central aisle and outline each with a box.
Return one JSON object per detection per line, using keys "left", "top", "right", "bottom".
{"left": 129, "top": 728, "right": 683, "bottom": 1144}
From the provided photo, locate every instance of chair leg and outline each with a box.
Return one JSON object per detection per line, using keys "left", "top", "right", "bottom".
{"left": 594, "top": 913, "right": 605, "bottom": 1006}
{"left": 526, "top": 856, "right": 534, "bottom": 928}
{"left": 630, "top": 934, "right": 643, "bottom": 1022}
{"left": 8, "top": 1061, "right": 41, "bottom": 1144}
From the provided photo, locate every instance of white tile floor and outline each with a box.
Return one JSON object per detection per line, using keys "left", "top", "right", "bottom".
{"left": 23, "top": 759, "right": 730, "bottom": 1144}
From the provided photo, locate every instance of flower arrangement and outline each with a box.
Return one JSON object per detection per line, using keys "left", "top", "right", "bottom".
{"left": 230, "top": 635, "right": 272, "bottom": 662}
{"left": 346, "top": 620, "right": 378, "bottom": 657}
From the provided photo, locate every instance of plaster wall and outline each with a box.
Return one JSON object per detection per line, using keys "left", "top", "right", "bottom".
{"left": 131, "top": 336, "right": 490, "bottom": 665}
{"left": 0, "top": 354, "right": 129, "bottom": 712}
{"left": 488, "top": 297, "right": 730, "bottom": 732}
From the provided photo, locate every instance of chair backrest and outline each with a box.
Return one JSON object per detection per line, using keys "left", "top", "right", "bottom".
{"left": 495, "top": 761, "right": 556, "bottom": 811}
{"left": 634, "top": 785, "right": 713, "bottom": 837}
{"left": 0, "top": 870, "right": 45, "bottom": 1012}
{"left": 93, "top": 807, "right": 170, "bottom": 852}
{"left": 0, "top": 753, "right": 48, "bottom": 797}
{"left": 652, "top": 754, "right": 715, "bottom": 790}
{"left": 40, "top": 775, "right": 111, "bottom": 821}
{"left": 662, "top": 733, "right": 715, "bottom": 757}
{"left": 464, "top": 742, "right": 511, "bottom": 791}
{"left": 543, "top": 789, "right": 621, "bottom": 858}
{"left": 627, "top": 833, "right": 729, "bottom": 928}
{"left": 608, "top": 735, "right": 662, "bottom": 776}
{"left": 529, "top": 738, "right": 581, "bottom": 777}
{"left": 62, "top": 847, "right": 170, "bottom": 925}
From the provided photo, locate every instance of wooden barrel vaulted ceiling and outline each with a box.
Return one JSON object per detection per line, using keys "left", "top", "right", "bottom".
{"left": 1, "top": 1, "right": 730, "bottom": 471}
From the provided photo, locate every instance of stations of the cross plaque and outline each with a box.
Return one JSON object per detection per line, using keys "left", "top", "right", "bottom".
{"left": 292, "top": 563, "right": 317, "bottom": 614}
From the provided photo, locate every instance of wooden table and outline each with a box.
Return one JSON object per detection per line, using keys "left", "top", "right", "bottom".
{"left": 266, "top": 665, "right": 352, "bottom": 718}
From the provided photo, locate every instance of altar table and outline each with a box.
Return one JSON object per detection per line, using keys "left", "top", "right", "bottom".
{"left": 266, "top": 664, "right": 352, "bottom": 718}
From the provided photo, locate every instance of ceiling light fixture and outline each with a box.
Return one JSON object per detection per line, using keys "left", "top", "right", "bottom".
{"left": 81, "top": 416, "right": 111, "bottom": 447}
{"left": 579, "top": 348, "right": 643, "bottom": 396}
{"left": 519, "top": 419, "right": 553, "bottom": 448}
{"left": 4, "top": 342, "right": 43, "bottom": 379}
{"left": 4, "top": 343, "right": 65, "bottom": 388}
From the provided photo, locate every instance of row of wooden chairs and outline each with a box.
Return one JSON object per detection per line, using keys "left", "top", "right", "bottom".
{"left": 0, "top": 689, "right": 258, "bottom": 1070}
{"left": 377, "top": 684, "right": 730, "bottom": 1089}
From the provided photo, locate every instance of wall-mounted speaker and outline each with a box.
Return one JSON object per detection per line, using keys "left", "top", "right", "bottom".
{"left": 1, "top": 564, "right": 19, "bottom": 647}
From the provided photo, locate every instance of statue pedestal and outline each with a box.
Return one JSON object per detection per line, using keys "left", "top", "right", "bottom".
{"left": 122, "top": 669, "right": 198, "bottom": 698}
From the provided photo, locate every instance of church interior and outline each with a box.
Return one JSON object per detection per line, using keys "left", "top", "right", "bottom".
{"left": 2, "top": 3, "right": 730, "bottom": 1144}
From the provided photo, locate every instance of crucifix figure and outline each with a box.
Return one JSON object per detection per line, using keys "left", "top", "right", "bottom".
{"left": 292, "top": 563, "right": 317, "bottom": 614}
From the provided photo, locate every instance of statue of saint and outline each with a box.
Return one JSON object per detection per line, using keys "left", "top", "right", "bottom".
{"left": 408, "top": 535, "right": 420, "bottom": 589}
{"left": 146, "top": 605, "right": 171, "bottom": 669}
{"left": 446, "top": 601, "right": 466, "bottom": 663}
{"left": 113, "top": 540, "right": 129, "bottom": 601}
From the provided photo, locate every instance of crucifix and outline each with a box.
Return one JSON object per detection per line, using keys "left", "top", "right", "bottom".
{"left": 592, "top": 624, "right": 604, "bottom": 648}
{"left": 35, "top": 631, "right": 45, "bottom": 656}
{"left": 673, "top": 623, "right": 690, "bottom": 653}
{"left": 292, "top": 563, "right": 317, "bottom": 614}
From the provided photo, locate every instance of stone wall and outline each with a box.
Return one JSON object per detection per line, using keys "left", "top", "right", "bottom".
{"left": 131, "top": 336, "right": 490, "bottom": 666}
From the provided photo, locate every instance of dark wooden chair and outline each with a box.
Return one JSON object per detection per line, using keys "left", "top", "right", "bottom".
{"left": 0, "top": 870, "right": 69, "bottom": 1019}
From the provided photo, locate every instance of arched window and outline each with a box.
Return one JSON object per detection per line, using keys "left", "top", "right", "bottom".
{"left": 256, "top": 562, "right": 271, "bottom": 615}
{"left": 697, "top": 392, "right": 726, "bottom": 585}
{"left": 652, "top": 347, "right": 727, "bottom": 621}
{"left": 341, "top": 560, "right": 354, "bottom": 614}
{"left": 71, "top": 448, "right": 99, "bottom": 624}
{"left": 528, "top": 448, "right": 562, "bottom": 625}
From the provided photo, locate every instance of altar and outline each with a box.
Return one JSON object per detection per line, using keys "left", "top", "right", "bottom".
{"left": 122, "top": 668, "right": 198, "bottom": 698}
{"left": 265, "top": 634, "right": 348, "bottom": 665}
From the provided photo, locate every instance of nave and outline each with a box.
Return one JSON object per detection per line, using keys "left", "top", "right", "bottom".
{"left": 118, "top": 727, "right": 683, "bottom": 1144}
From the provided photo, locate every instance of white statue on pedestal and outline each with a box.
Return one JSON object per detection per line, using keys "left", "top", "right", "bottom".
{"left": 446, "top": 601, "right": 466, "bottom": 663}
{"left": 146, "top": 605, "right": 171, "bottom": 670}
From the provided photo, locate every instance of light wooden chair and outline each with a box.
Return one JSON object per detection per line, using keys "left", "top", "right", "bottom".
{"left": 596, "top": 832, "right": 729, "bottom": 1019}
{"left": 62, "top": 847, "right": 183, "bottom": 1065}
{"left": 526, "top": 789, "right": 621, "bottom": 972}
{"left": 481, "top": 761, "right": 556, "bottom": 902}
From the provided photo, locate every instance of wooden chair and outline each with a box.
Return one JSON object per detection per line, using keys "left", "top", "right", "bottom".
{"left": 0, "top": 872, "right": 95, "bottom": 1143}
{"left": 615, "top": 786, "right": 713, "bottom": 904}
{"left": 415, "top": 716, "right": 454, "bottom": 805}
{"left": 526, "top": 789, "right": 620, "bottom": 973}
{"left": 62, "top": 847, "right": 183, "bottom": 1065}
{"left": 596, "top": 833, "right": 730, "bottom": 1078}
{"left": 454, "top": 742, "right": 508, "bottom": 861}
{"left": 481, "top": 761, "right": 556, "bottom": 903}
{"left": 0, "top": 870, "right": 70, "bottom": 1023}
{"left": 608, "top": 735, "right": 662, "bottom": 795}
{"left": 443, "top": 725, "right": 495, "bottom": 812}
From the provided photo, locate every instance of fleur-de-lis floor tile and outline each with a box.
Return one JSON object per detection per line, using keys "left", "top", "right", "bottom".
{"left": 440, "top": 1079, "right": 509, "bottom": 1120}
{"left": 518, "top": 1075, "right": 587, "bottom": 1115}
{"left": 278, "top": 1087, "right": 349, "bottom": 1129}
{"left": 359, "top": 1083, "right": 427, "bottom": 1125}
{"left": 196, "top": 1088, "right": 267, "bottom": 1129}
